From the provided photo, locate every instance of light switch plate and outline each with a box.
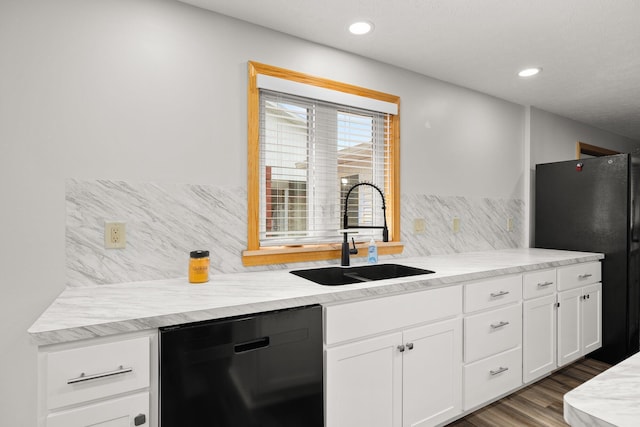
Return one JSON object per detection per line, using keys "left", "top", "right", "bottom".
{"left": 452, "top": 217, "right": 460, "bottom": 233}
{"left": 507, "top": 217, "right": 514, "bottom": 232}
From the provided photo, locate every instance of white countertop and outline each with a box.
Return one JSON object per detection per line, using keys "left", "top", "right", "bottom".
{"left": 28, "top": 248, "right": 603, "bottom": 346}
{"left": 564, "top": 352, "right": 640, "bottom": 427}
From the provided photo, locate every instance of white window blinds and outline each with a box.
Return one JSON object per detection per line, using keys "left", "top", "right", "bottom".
{"left": 259, "top": 89, "right": 390, "bottom": 246}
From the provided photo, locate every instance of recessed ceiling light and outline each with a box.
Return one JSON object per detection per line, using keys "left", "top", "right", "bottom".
{"left": 518, "top": 67, "right": 542, "bottom": 77}
{"left": 349, "top": 21, "right": 373, "bottom": 35}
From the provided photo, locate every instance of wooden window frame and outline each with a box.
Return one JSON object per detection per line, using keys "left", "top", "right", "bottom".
{"left": 576, "top": 141, "right": 620, "bottom": 159}
{"left": 242, "top": 61, "right": 403, "bottom": 266}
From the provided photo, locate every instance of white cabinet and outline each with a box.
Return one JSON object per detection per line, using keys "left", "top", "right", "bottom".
{"left": 556, "top": 262, "right": 602, "bottom": 367}
{"left": 326, "top": 332, "right": 403, "bottom": 427}
{"left": 464, "top": 303, "right": 522, "bottom": 363}
{"left": 38, "top": 334, "right": 153, "bottom": 427}
{"left": 402, "top": 319, "right": 462, "bottom": 427}
{"left": 582, "top": 283, "right": 603, "bottom": 354}
{"left": 325, "top": 287, "right": 463, "bottom": 427}
{"left": 462, "top": 275, "right": 523, "bottom": 411}
{"left": 45, "top": 337, "right": 150, "bottom": 411}
{"left": 325, "top": 319, "right": 462, "bottom": 427}
{"left": 522, "top": 269, "right": 557, "bottom": 384}
{"left": 558, "top": 283, "right": 602, "bottom": 366}
{"left": 463, "top": 347, "right": 522, "bottom": 410}
{"left": 523, "top": 294, "right": 557, "bottom": 383}
{"left": 46, "top": 393, "right": 148, "bottom": 427}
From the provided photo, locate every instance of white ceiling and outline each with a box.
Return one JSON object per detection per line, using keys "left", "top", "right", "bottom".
{"left": 180, "top": 0, "right": 640, "bottom": 141}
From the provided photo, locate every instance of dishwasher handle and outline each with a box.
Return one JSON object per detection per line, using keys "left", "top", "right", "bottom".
{"left": 234, "top": 336, "right": 270, "bottom": 353}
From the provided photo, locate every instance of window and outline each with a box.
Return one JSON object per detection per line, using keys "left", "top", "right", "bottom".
{"left": 243, "top": 62, "right": 402, "bottom": 266}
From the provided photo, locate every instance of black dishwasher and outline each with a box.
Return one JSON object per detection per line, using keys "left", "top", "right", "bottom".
{"left": 159, "top": 305, "right": 323, "bottom": 427}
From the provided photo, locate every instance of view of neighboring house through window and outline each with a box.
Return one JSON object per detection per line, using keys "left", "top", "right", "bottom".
{"left": 260, "top": 90, "right": 388, "bottom": 246}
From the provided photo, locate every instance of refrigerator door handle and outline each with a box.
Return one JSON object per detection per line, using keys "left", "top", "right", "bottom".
{"left": 633, "top": 198, "right": 639, "bottom": 242}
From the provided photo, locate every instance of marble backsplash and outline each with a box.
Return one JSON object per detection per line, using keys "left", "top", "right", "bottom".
{"left": 66, "top": 179, "right": 524, "bottom": 287}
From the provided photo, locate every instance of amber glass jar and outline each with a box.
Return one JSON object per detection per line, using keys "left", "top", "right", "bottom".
{"left": 189, "top": 250, "right": 210, "bottom": 283}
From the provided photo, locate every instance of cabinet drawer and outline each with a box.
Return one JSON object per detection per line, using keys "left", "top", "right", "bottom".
{"left": 46, "top": 392, "right": 149, "bottom": 427}
{"left": 464, "top": 275, "right": 522, "bottom": 313}
{"left": 523, "top": 269, "right": 556, "bottom": 300}
{"left": 325, "top": 286, "right": 462, "bottom": 346}
{"left": 46, "top": 337, "right": 150, "bottom": 410}
{"left": 557, "top": 262, "right": 601, "bottom": 291}
{"left": 463, "top": 347, "right": 522, "bottom": 411}
{"left": 464, "top": 303, "right": 522, "bottom": 363}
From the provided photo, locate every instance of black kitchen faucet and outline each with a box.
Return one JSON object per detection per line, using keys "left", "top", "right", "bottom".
{"left": 341, "top": 182, "right": 389, "bottom": 266}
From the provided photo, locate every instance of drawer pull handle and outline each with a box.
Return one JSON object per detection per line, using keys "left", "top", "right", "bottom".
{"left": 490, "top": 290, "right": 509, "bottom": 298}
{"left": 537, "top": 281, "right": 554, "bottom": 287}
{"left": 578, "top": 273, "right": 593, "bottom": 279}
{"left": 67, "top": 365, "right": 133, "bottom": 384}
{"left": 406, "top": 342, "right": 414, "bottom": 350}
{"left": 397, "top": 345, "right": 405, "bottom": 353}
{"left": 490, "top": 321, "right": 510, "bottom": 329}
{"left": 490, "top": 366, "right": 509, "bottom": 376}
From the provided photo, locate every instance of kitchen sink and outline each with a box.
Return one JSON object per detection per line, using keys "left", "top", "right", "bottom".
{"left": 290, "top": 263, "right": 435, "bottom": 286}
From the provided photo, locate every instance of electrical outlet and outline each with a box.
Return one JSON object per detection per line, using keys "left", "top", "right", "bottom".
{"left": 452, "top": 217, "right": 460, "bottom": 233}
{"left": 105, "top": 222, "right": 126, "bottom": 249}
{"left": 413, "top": 218, "right": 426, "bottom": 234}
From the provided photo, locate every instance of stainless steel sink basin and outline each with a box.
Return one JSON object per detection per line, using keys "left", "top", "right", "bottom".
{"left": 290, "top": 263, "right": 435, "bottom": 286}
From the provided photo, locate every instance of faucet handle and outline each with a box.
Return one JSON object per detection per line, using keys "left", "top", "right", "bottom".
{"left": 350, "top": 237, "right": 358, "bottom": 255}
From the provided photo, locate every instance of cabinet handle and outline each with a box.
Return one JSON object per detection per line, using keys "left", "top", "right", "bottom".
{"left": 134, "top": 414, "right": 146, "bottom": 426}
{"left": 537, "top": 281, "right": 554, "bottom": 287}
{"left": 490, "top": 321, "right": 510, "bottom": 329}
{"left": 67, "top": 365, "right": 133, "bottom": 384}
{"left": 489, "top": 366, "right": 509, "bottom": 376}
{"left": 397, "top": 345, "right": 405, "bottom": 353}
{"left": 578, "top": 273, "right": 593, "bottom": 279}
{"left": 406, "top": 342, "right": 414, "bottom": 350}
{"left": 490, "top": 290, "right": 510, "bottom": 298}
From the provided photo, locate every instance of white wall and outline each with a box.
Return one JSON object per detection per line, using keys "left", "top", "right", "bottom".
{"left": 524, "top": 106, "right": 640, "bottom": 245}
{"left": 0, "top": 0, "right": 529, "bottom": 424}
{"left": 530, "top": 106, "right": 639, "bottom": 165}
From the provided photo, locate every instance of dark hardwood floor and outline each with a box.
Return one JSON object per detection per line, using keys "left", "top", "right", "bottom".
{"left": 446, "top": 357, "right": 611, "bottom": 427}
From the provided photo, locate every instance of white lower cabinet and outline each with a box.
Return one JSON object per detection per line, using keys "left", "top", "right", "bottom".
{"left": 326, "top": 332, "right": 403, "bottom": 427}
{"left": 38, "top": 333, "right": 153, "bottom": 427}
{"left": 462, "top": 276, "right": 523, "bottom": 411}
{"left": 324, "top": 270, "right": 607, "bottom": 426}
{"left": 582, "top": 284, "right": 603, "bottom": 354}
{"left": 46, "top": 392, "right": 148, "bottom": 427}
{"left": 403, "top": 319, "right": 463, "bottom": 427}
{"left": 557, "top": 283, "right": 602, "bottom": 366}
{"left": 523, "top": 294, "right": 557, "bottom": 383}
{"left": 463, "top": 347, "right": 522, "bottom": 410}
{"left": 325, "top": 318, "right": 462, "bottom": 427}
{"left": 324, "top": 286, "right": 463, "bottom": 427}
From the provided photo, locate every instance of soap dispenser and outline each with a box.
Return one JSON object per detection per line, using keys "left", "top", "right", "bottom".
{"left": 368, "top": 238, "right": 378, "bottom": 264}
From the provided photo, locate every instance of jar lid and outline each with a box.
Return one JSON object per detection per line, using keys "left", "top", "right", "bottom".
{"left": 190, "top": 250, "right": 210, "bottom": 258}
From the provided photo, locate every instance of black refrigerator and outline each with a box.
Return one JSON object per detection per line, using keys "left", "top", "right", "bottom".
{"left": 535, "top": 153, "right": 640, "bottom": 364}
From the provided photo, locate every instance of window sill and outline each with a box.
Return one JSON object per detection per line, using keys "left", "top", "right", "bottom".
{"left": 242, "top": 242, "right": 404, "bottom": 267}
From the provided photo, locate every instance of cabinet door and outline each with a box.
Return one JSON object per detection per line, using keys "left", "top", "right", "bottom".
{"left": 557, "top": 288, "right": 582, "bottom": 366}
{"left": 402, "top": 318, "right": 462, "bottom": 427}
{"left": 523, "top": 295, "right": 557, "bottom": 383}
{"left": 582, "top": 283, "right": 602, "bottom": 355}
{"left": 326, "top": 332, "right": 403, "bottom": 427}
{"left": 46, "top": 392, "right": 148, "bottom": 427}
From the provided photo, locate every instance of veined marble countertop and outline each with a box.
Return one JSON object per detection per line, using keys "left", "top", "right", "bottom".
{"left": 564, "top": 352, "right": 640, "bottom": 427}
{"left": 29, "top": 248, "right": 603, "bottom": 346}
